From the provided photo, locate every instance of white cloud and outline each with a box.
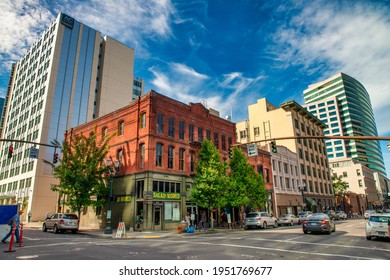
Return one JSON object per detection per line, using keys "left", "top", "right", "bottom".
{"left": 270, "top": 1, "right": 390, "bottom": 134}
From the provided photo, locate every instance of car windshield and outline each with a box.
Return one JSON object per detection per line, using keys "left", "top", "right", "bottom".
{"left": 369, "top": 216, "right": 390, "bottom": 223}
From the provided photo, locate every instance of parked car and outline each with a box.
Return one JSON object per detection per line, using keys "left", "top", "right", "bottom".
{"left": 278, "top": 214, "right": 300, "bottom": 226}
{"left": 42, "top": 213, "right": 79, "bottom": 234}
{"left": 302, "top": 213, "right": 336, "bottom": 234}
{"left": 298, "top": 211, "right": 313, "bottom": 225}
{"left": 323, "top": 210, "right": 337, "bottom": 220}
{"left": 365, "top": 213, "right": 390, "bottom": 240}
{"left": 364, "top": 210, "right": 376, "bottom": 219}
{"left": 335, "top": 211, "right": 348, "bottom": 220}
{"left": 244, "top": 212, "right": 278, "bottom": 229}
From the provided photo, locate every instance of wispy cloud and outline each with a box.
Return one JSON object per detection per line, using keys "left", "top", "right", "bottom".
{"left": 268, "top": 1, "right": 390, "bottom": 134}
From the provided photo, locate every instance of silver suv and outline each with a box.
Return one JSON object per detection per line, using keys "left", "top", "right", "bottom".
{"left": 42, "top": 213, "right": 79, "bottom": 234}
{"left": 244, "top": 212, "right": 278, "bottom": 229}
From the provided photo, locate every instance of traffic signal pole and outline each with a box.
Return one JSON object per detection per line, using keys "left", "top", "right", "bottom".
{"left": 232, "top": 135, "right": 390, "bottom": 147}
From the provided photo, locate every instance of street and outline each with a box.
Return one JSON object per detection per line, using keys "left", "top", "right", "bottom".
{"left": 1, "top": 218, "right": 389, "bottom": 260}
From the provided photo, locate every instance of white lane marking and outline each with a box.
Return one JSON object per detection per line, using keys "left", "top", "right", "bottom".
{"left": 162, "top": 240, "right": 382, "bottom": 260}
{"left": 17, "top": 255, "right": 39, "bottom": 259}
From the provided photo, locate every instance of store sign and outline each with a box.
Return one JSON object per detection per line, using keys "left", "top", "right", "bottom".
{"left": 153, "top": 192, "right": 181, "bottom": 200}
{"left": 61, "top": 13, "right": 74, "bottom": 29}
{"left": 113, "top": 195, "right": 132, "bottom": 203}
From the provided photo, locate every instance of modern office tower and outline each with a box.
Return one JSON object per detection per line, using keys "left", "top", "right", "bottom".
{"left": 132, "top": 77, "right": 144, "bottom": 100}
{"left": 303, "top": 72, "right": 386, "bottom": 176}
{"left": 236, "top": 98, "right": 334, "bottom": 213}
{"left": 0, "top": 13, "right": 135, "bottom": 222}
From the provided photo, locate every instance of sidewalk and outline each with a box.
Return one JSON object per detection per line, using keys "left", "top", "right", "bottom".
{"left": 7, "top": 222, "right": 234, "bottom": 239}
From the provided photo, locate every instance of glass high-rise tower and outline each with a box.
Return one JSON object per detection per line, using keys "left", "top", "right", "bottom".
{"left": 303, "top": 72, "right": 386, "bottom": 176}
{"left": 0, "top": 13, "right": 135, "bottom": 222}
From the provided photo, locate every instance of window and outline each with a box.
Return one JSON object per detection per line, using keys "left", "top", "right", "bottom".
{"left": 139, "top": 143, "right": 145, "bottom": 168}
{"left": 118, "top": 120, "right": 124, "bottom": 136}
{"left": 206, "top": 130, "right": 211, "bottom": 140}
{"left": 190, "top": 151, "right": 195, "bottom": 172}
{"left": 168, "top": 146, "right": 174, "bottom": 169}
{"left": 221, "top": 135, "right": 226, "bottom": 150}
{"left": 102, "top": 127, "right": 108, "bottom": 138}
{"left": 198, "top": 127, "right": 203, "bottom": 142}
{"left": 156, "top": 143, "right": 163, "bottom": 167}
{"left": 214, "top": 132, "right": 219, "bottom": 148}
{"left": 179, "top": 149, "right": 185, "bottom": 171}
{"left": 179, "top": 121, "right": 185, "bottom": 140}
{"left": 189, "top": 124, "right": 194, "bottom": 142}
{"left": 164, "top": 116, "right": 174, "bottom": 136}
{"left": 140, "top": 112, "right": 146, "bottom": 128}
{"left": 240, "top": 130, "right": 247, "bottom": 139}
{"left": 136, "top": 180, "right": 144, "bottom": 199}
{"left": 254, "top": 127, "right": 260, "bottom": 136}
{"left": 157, "top": 114, "right": 164, "bottom": 134}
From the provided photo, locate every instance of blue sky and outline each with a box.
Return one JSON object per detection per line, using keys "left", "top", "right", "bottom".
{"left": 0, "top": 0, "right": 390, "bottom": 175}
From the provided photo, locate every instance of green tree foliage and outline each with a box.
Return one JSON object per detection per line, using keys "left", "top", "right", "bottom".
{"left": 44, "top": 127, "right": 114, "bottom": 223}
{"left": 331, "top": 173, "right": 349, "bottom": 209}
{"left": 189, "top": 140, "right": 229, "bottom": 230}
{"left": 228, "top": 147, "right": 267, "bottom": 210}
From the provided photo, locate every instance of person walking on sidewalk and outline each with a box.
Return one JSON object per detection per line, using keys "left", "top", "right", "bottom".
{"left": 1, "top": 210, "right": 23, "bottom": 243}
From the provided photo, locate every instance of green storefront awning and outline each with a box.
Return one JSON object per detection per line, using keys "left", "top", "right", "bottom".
{"left": 305, "top": 197, "right": 317, "bottom": 206}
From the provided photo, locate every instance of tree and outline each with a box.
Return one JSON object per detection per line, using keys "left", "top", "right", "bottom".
{"left": 189, "top": 140, "right": 229, "bottom": 230}
{"left": 44, "top": 127, "right": 114, "bottom": 224}
{"left": 228, "top": 147, "right": 267, "bottom": 210}
{"left": 331, "top": 173, "right": 349, "bottom": 211}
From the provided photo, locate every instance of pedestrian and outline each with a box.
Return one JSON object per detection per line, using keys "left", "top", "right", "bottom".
{"left": 199, "top": 211, "right": 206, "bottom": 231}
{"left": 241, "top": 210, "right": 247, "bottom": 227}
{"left": 185, "top": 212, "right": 191, "bottom": 227}
{"left": 220, "top": 211, "right": 227, "bottom": 227}
{"left": 1, "top": 210, "right": 23, "bottom": 243}
{"left": 28, "top": 210, "right": 32, "bottom": 223}
{"left": 190, "top": 212, "right": 195, "bottom": 227}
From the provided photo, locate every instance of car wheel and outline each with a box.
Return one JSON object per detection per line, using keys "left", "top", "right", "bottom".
{"left": 366, "top": 236, "right": 372, "bottom": 240}
{"left": 42, "top": 223, "right": 47, "bottom": 232}
{"left": 273, "top": 221, "right": 278, "bottom": 228}
{"left": 290, "top": 221, "right": 294, "bottom": 226}
{"left": 71, "top": 229, "right": 78, "bottom": 234}
{"left": 327, "top": 230, "right": 332, "bottom": 235}
{"left": 303, "top": 230, "right": 308, "bottom": 234}
{"left": 263, "top": 222, "right": 267, "bottom": 229}
{"left": 53, "top": 224, "right": 58, "bottom": 234}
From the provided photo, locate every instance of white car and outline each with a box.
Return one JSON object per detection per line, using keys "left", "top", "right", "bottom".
{"left": 365, "top": 213, "right": 390, "bottom": 240}
{"left": 278, "top": 214, "right": 300, "bottom": 226}
{"left": 42, "top": 213, "right": 79, "bottom": 234}
{"left": 244, "top": 212, "right": 278, "bottom": 229}
{"left": 364, "top": 210, "right": 376, "bottom": 219}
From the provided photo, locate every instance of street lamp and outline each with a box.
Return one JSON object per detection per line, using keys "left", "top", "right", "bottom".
{"left": 104, "top": 158, "right": 119, "bottom": 234}
{"left": 298, "top": 183, "right": 306, "bottom": 211}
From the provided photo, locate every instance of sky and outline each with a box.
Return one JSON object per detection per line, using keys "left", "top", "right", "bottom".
{"left": 0, "top": 0, "right": 389, "bottom": 176}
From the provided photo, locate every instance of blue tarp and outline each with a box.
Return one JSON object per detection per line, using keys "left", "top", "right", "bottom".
{"left": 0, "top": 205, "right": 18, "bottom": 224}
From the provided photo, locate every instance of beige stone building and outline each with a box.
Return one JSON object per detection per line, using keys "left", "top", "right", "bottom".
{"left": 236, "top": 98, "right": 334, "bottom": 212}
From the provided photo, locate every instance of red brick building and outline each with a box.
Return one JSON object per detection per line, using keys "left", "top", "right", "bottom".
{"left": 69, "top": 90, "right": 238, "bottom": 230}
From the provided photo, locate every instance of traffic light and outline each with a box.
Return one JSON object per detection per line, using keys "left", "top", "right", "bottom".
{"left": 53, "top": 152, "right": 59, "bottom": 164}
{"left": 7, "top": 146, "right": 13, "bottom": 158}
{"left": 271, "top": 141, "right": 277, "bottom": 153}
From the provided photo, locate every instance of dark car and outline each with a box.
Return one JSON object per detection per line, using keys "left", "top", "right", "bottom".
{"left": 302, "top": 213, "right": 336, "bottom": 234}
{"left": 323, "top": 210, "right": 337, "bottom": 220}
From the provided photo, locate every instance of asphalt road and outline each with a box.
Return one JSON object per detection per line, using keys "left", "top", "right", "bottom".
{"left": 1, "top": 218, "right": 389, "bottom": 260}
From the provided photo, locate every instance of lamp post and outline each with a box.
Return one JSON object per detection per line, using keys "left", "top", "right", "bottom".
{"left": 104, "top": 158, "right": 119, "bottom": 234}
{"left": 298, "top": 183, "right": 306, "bottom": 211}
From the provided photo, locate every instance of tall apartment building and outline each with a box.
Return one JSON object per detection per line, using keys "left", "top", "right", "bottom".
{"left": 68, "top": 90, "right": 237, "bottom": 231}
{"left": 303, "top": 72, "right": 386, "bottom": 176}
{"left": 236, "top": 98, "right": 334, "bottom": 212}
{"left": 0, "top": 13, "right": 135, "bottom": 222}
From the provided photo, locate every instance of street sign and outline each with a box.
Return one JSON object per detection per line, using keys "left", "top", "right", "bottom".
{"left": 247, "top": 143, "right": 258, "bottom": 157}
{"left": 29, "top": 148, "right": 39, "bottom": 159}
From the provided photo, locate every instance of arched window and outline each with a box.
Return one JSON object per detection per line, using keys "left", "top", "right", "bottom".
{"left": 139, "top": 143, "right": 145, "bottom": 168}
{"left": 156, "top": 143, "right": 163, "bottom": 167}
{"left": 102, "top": 126, "right": 108, "bottom": 139}
{"left": 118, "top": 120, "right": 124, "bottom": 136}
{"left": 168, "top": 146, "right": 174, "bottom": 169}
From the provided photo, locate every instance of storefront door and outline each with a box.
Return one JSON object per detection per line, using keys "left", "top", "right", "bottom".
{"left": 154, "top": 206, "right": 161, "bottom": 231}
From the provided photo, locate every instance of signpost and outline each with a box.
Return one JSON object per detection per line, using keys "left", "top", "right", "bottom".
{"left": 247, "top": 143, "right": 258, "bottom": 157}
{"left": 29, "top": 148, "right": 39, "bottom": 159}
